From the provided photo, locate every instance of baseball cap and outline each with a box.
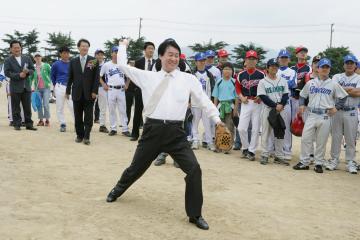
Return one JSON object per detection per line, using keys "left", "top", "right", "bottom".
{"left": 246, "top": 50, "right": 258, "bottom": 59}
{"left": 318, "top": 58, "right": 332, "bottom": 68}
{"left": 343, "top": 54, "right": 358, "bottom": 63}
{"left": 111, "top": 46, "right": 119, "bottom": 52}
{"left": 95, "top": 49, "right": 105, "bottom": 55}
{"left": 194, "top": 52, "right": 207, "bottom": 61}
{"left": 205, "top": 50, "right": 216, "bottom": 58}
{"left": 267, "top": 58, "right": 279, "bottom": 68}
{"left": 312, "top": 55, "right": 321, "bottom": 63}
{"left": 217, "top": 49, "right": 229, "bottom": 58}
{"left": 358, "top": 61, "right": 360, "bottom": 68}
{"left": 180, "top": 53, "right": 186, "bottom": 60}
{"left": 295, "top": 46, "right": 308, "bottom": 54}
{"left": 34, "top": 52, "right": 41, "bottom": 57}
{"left": 278, "top": 49, "right": 290, "bottom": 58}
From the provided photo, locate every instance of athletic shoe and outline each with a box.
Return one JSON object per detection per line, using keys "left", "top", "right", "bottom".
{"left": 37, "top": 120, "right": 44, "bottom": 126}
{"left": 348, "top": 161, "right": 358, "bottom": 174}
{"left": 45, "top": 120, "right": 50, "bottom": 127}
{"left": 241, "top": 149, "right": 249, "bottom": 158}
{"left": 274, "top": 157, "right": 290, "bottom": 166}
{"left": 309, "top": 154, "right": 315, "bottom": 165}
{"left": 99, "top": 126, "right": 109, "bottom": 133}
{"left": 207, "top": 143, "right": 216, "bottom": 151}
{"left": 202, "top": 142, "right": 208, "bottom": 148}
{"left": 122, "top": 131, "right": 131, "bottom": 137}
{"left": 314, "top": 165, "right": 323, "bottom": 173}
{"left": 191, "top": 141, "right": 199, "bottom": 150}
{"left": 325, "top": 159, "right": 337, "bottom": 171}
{"left": 154, "top": 153, "right": 167, "bottom": 166}
{"left": 108, "top": 130, "right": 117, "bottom": 136}
{"left": 293, "top": 162, "right": 309, "bottom": 170}
{"left": 60, "top": 124, "right": 66, "bottom": 132}
{"left": 247, "top": 151, "right": 255, "bottom": 161}
{"left": 260, "top": 156, "right": 268, "bottom": 165}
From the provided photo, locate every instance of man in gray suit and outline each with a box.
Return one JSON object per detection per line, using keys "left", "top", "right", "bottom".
{"left": 4, "top": 40, "right": 37, "bottom": 131}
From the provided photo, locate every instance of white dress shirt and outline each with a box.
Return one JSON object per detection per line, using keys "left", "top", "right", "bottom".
{"left": 15, "top": 56, "right": 21, "bottom": 66}
{"left": 117, "top": 44, "right": 221, "bottom": 123}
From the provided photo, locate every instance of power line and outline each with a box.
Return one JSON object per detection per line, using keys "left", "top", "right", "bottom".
{"left": 0, "top": 16, "right": 137, "bottom": 22}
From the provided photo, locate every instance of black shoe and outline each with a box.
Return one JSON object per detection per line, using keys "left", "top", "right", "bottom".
{"left": 247, "top": 151, "right": 255, "bottom": 161}
{"left": 21, "top": 122, "right": 26, "bottom": 127}
{"left": 99, "top": 126, "right": 109, "bottom": 133}
{"left": 241, "top": 149, "right": 249, "bottom": 158}
{"left": 202, "top": 142, "right": 208, "bottom": 148}
{"left": 273, "top": 157, "right": 290, "bottom": 166}
{"left": 189, "top": 216, "right": 209, "bottom": 230}
{"left": 122, "top": 131, "right": 131, "bottom": 137}
{"left": 130, "top": 136, "right": 138, "bottom": 141}
{"left": 14, "top": 126, "right": 21, "bottom": 131}
{"left": 60, "top": 124, "right": 66, "bottom": 132}
{"left": 314, "top": 165, "right": 323, "bottom": 173}
{"left": 9, "top": 121, "right": 14, "bottom": 127}
{"left": 108, "top": 130, "right": 117, "bottom": 136}
{"left": 75, "top": 137, "right": 83, "bottom": 143}
{"left": 154, "top": 153, "right": 167, "bottom": 166}
{"left": 293, "top": 162, "right": 309, "bottom": 170}
{"left": 26, "top": 126, "right": 37, "bottom": 131}
{"left": 106, "top": 188, "right": 121, "bottom": 202}
{"left": 83, "top": 139, "right": 90, "bottom": 145}
{"left": 233, "top": 145, "right": 241, "bottom": 150}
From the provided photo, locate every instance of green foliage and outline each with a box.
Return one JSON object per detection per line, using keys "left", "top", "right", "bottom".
{"left": 232, "top": 42, "right": 268, "bottom": 69}
{"left": 43, "top": 32, "right": 77, "bottom": 63}
{"left": 188, "top": 39, "right": 228, "bottom": 53}
{"left": 104, "top": 36, "right": 145, "bottom": 61}
{"left": 319, "top": 46, "right": 351, "bottom": 76}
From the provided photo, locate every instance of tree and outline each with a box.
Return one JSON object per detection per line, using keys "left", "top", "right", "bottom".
{"left": 103, "top": 36, "right": 145, "bottom": 61}
{"left": 43, "top": 32, "right": 77, "bottom": 63}
{"left": 0, "top": 29, "right": 40, "bottom": 62}
{"left": 232, "top": 42, "right": 268, "bottom": 69}
{"left": 188, "top": 39, "right": 228, "bottom": 53}
{"left": 319, "top": 46, "right": 351, "bottom": 76}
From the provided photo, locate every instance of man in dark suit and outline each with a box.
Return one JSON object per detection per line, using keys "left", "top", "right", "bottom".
{"left": 126, "top": 42, "right": 155, "bottom": 141}
{"left": 4, "top": 40, "right": 37, "bottom": 131}
{"left": 66, "top": 39, "right": 99, "bottom": 145}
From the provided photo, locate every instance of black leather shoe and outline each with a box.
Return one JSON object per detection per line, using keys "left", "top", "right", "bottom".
{"left": 14, "top": 126, "right": 21, "bottom": 131}
{"left": 314, "top": 164, "right": 323, "bottom": 173}
{"left": 83, "top": 139, "right": 90, "bottom": 145}
{"left": 122, "top": 131, "right": 131, "bottom": 137}
{"left": 293, "top": 162, "right": 309, "bottom": 170}
{"left": 99, "top": 126, "right": 109, "bottom": 133}
{"left": 108, "top": 130, "right": 117, "bottom": 136}
{"left": 189, "top": 216, "right": 209, "bottom": 230}
{"left": 106, "top": 188, "right": 121, "bottom": 202}
{"left": 26, "top": 126, "right": 37, "bottom": 131}
{"left": 130, "top": 136, "right": 138, "bottom": 141}
{"left": 75, "top": 137, "right": 83, "bottom": 143}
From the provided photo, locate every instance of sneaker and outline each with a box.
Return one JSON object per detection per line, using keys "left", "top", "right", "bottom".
{"left": 60, "top": 124, "right": 66, "bottom": 132}
{"left": 293, "top": 162, "right": 309, "bottom": 170}
{"left": 207, "top": 143, "right": 216, "bottom": 151}
{"left": 309, "top": 154, "right": 315, "bottom": 165}
{"left": 247, "top": 151, "right": 255, "bottom": 161}
{"left": 325, "top": 159, "right": 337, "bottom": 171}
{"left": 233, "top": 144, "right": 241, "bottom": 151}
{"left": 314, "top": 165, "right": 323, "bottom": 173}
{"left": 108, "top": 130, "right": 117, "bottom": 136}
{"left": 154, "top": 153, "right": 167, "bottom": 166}
{"left": 99, "top": 126, "right": 109, "bottom": 133}
{"left": 37, "top": 120, "right": 44, "bottom": 126}
{"left": 260, "top": 156, "right": 268, "bottom": 165}
{"left": 202, "top": 142, "right": 208, "bottom": 148}
{"left": 191, "top": 141, "right": 199, "bottom": 150}
{"left": 274, "top": 157, "right": 290, "bottom": 166}
{"left": 122, "top": 131, "right": 131, "bottom": 137}
{"left": 347, "top": 162, "right": 358, "bottom": 174}
{"left": 45, "top": 120, "right": 50, "bottom": 127}
{"left": 241, "top": 149, "right": 249, "bottom": 158}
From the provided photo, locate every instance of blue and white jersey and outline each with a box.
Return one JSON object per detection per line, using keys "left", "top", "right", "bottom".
{"left": 333, "top": 73, "right": 360, "bottom": 108}
{"left": 0, "top": 64, "right": 6, "bottom": 82}
{"left": 277, "top": 66, "right": 297, "bottom": 90}
{"left": 192, "top": 70, "right": 212, "bottom": 108}
{"left": 100, "top": 61, "right": 126, "bottom": 86}
{"left": 300, "top": 77, "right": 348, "bottom": 109}
{"left": 206, "top": 65, "right": 221, "bottom": 81}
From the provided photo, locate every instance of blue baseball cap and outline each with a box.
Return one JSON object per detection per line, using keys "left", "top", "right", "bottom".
{"left": 194, "top": 52, "right": 207, "bottom": 61}
{"left": 204, "top": 50, "right": 216, "bottom": 58}
{"left": 111, "top": 46, "right": 119, "bottom": 52}
{"left": 278, "top": 49, "right": 290, "bottom": 58}
{"left": 358, "top": 61, "right": 360, "bottom": 68}
{"left": 267, "top": 58, "right": 279, "bottom": 68}
{"left": 95, "top": 49, "right": 104, "bottom": 55}
{"left": 318, "top": 58, "right": 332, "bottom": 68}
{"left": 343, "top": 54, "right": 357, "bottom": 64}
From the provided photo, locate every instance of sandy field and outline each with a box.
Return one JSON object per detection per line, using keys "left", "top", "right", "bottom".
{"left": 0, "top": 88, "right": 359, "bottom": 240}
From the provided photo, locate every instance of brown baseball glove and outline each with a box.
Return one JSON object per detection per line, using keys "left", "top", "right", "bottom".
{"left": 215, "top": 124, "right": 233, "bottom": 152}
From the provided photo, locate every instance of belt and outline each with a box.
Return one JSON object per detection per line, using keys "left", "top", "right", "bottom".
{"left": 146, "top": 118, "right": 183, "bottom": 126}
{"left": 109, "top": 85, "right": 124, "bottom": 89}
{"left": 245, "top": 96, "right": 257, "bottom": 100}
{"left": 340, "top": 106, "right": 356, "bottom": 111}
{"left": 309, "top": 108, "right": 327, "bottom": 115}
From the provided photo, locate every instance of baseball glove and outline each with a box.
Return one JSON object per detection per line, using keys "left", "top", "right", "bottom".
{"left": 215, "top": 124, "right": 233, "bottom": 151}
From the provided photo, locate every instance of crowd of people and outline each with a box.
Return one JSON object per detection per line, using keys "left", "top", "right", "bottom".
{"left": 1, "top": 39, "right": 360, "bottom": 173}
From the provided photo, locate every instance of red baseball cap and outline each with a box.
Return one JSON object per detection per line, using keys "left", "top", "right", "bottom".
{"left": 217, "top": 49, "right": 229, "bottom": 57}
{"left": 295, "top": 46, "right": 308, "bottom": 54}
{"left": 180, "top": 53, "right": 186, "bottom": 60}
{"left": 245, "top": 50, "right": 258, "bottom": 59}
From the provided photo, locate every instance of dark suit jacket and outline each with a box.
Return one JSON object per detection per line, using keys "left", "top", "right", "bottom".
{"left": 66, "top": 55, "right": 99, "bottom": 101}
{"left": 4, "top": 55, "right": 35, "bottom": 93}
{"left": 127, "top": 57, "right": 155, "bottom": 92}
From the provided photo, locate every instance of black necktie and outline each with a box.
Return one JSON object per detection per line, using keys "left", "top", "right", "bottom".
{"left": 147, "top": 59, "right": 152, "bottom": 71}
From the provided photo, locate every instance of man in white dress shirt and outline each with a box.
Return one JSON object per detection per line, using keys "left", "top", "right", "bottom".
{"left": 106, "top": 38, "right": 223, "bottom": 230}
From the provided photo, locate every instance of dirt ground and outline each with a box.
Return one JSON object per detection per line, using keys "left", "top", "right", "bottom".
{"left": 0, "top": 88, "right": 359, "bottom": 240}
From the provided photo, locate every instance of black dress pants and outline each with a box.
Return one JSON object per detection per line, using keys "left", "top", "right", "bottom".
{"left": 73, "top": 95, "right": 94, "bottom": 139}
{"left": 11, "top": 89, "right": 33, "bottom": 127}
{"left": 131, "top": 89, "right": 143, "bottom": 138}
{"left": 111, "top": 119, "right": 203, "bottom": 217}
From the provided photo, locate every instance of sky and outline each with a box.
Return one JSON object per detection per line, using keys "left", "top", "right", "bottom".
{"left": 1, "top": 0, "right": 359, "bottom": 59}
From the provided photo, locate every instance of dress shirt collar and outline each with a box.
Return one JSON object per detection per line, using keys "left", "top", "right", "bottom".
{"left": 160, "top": 69, "right": 178, "bottom": 78}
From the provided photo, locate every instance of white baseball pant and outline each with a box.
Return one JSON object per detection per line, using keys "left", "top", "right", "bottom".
{"left": 55, "top": 83, "right": 73, "bottom": 126}
{"left": 108, "top": 88, "right": 128, "bottom": 132}
{"left": 98, "top": 87, "right": 108, "bottom": 126}
{"left": 191, "top": 107, "right": 213, "bottom": 144}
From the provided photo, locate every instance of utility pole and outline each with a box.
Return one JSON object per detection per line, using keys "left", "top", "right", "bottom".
{"left": 330, "top": 23, "right": 334, "bottom": 48}
{"left": 138, "top": 17, "right": 143, "bottom": 39}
